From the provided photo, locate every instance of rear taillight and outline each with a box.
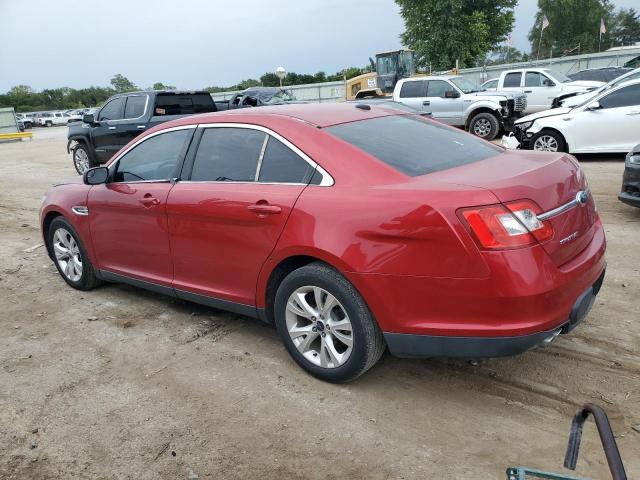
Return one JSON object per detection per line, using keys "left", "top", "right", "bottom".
{"left": 458, "top": 200, "right": 553, "bottom": 250}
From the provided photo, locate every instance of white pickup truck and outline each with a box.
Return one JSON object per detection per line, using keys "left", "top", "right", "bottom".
{"left": 36, "top": 111, "right": 75, "bottom": 127}
{"left": 487, "top": 68, "right": 603, "bottom": 113}
{"left": 392, "top": 75, "right": 527, "bottom": 140}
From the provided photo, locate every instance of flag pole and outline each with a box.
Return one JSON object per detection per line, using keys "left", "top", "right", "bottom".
{"left": 537, "top": 25, "right": 544, "bottom": 61}
{"left": 599, "top": 31, "right": 602, "bottom": 52}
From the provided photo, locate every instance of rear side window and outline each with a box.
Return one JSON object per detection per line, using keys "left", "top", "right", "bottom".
{"left": 191, "top": 128, "right": 266, "bottom": 182}
{"left": 503, "top": 72, "right": 522, "bottom": 87}
{"left": 98, "top": 97, "right": 124, "bottom": 121}
{"left": 124, "top": 95, "right": 147, "bottom": 118}
{"left": 399, "top": 81, "right": 424, "bottom": 98}
{"left": 326, "top": 115, "right": 502, "bottom": 177}
{"left": 115, "top": 129, "right": 191, "bottom": 182}
{"left": 258, "top": 137, "right": 314, "bottom": 183}
{"left": 154, "top": 94, "right": 214, "bottom": 116}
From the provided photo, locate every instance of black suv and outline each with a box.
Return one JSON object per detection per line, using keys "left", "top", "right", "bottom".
{"left": 67, "top": 90, "right": 217, "bottom": 174}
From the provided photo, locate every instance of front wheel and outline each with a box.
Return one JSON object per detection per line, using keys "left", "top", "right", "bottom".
{"left": 274, "top": 262, "right": 385, "bottom": 383}
{"left": 47, "top": 217, "right": 101, "bottom": 290}
{"left": 72, "top": 143, "right": 96, "bottom": 175}
{"left": 469, "top": 112, "right": 499, "bottom": 140}
{"left": 531, "top": 130, "right": 565, "bottom": 152}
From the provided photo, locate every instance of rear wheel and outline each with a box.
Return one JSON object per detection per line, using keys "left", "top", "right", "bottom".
{"left": 45, "top": 120, "right": 52, "bottom": 127}
{"left": 469, "top": 112, "right": 499, "bottom": 140}
{"left": 47, "top": 217, "right": 101, "bottom": 290}
{"left": 274, "top": 262, "right": 385, "bottom": 383}
{"left": 531, "top": 130, "right": 565, "bottom": 152}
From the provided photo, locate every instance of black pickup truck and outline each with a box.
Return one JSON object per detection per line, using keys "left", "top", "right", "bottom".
{"left": 68, "top": 90, "right": 216, "bottom": 174}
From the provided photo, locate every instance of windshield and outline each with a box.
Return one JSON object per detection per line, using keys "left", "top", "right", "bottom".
{"left": 450, "top": 77, "right": 480, "bottom": 93}
{"left": 546, "top": 69, "right": 572, "bottom": 83}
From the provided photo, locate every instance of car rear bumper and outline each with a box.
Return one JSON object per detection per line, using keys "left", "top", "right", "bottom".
{"left": 384, "top": 268, "right": 605, "bottom": 358}
{"left": 347, "top": 218, "right": 606, "bottom": 356}
{"left": 619, "top": 161, "right": 640, "bottom": 207}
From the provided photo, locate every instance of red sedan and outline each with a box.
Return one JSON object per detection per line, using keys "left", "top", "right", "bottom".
{"left": 40, "top": 104, "right": 606, "bottom": 382}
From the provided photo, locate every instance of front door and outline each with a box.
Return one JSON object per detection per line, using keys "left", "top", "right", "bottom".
{"left": 572, "top": 83, "right": 640, "bottom": 152}
{"left": 523, "top": 71, "right": 556, "bottom": 113}
{"left": 168, "top": 126, "right": 317, "bottom": 306}
{"left": 92, "top": 96, "right": 126, "bottom": 162}
{"left": 425, "top": 80, "right": 464, "bottom": 125}
{"left": 88, "top": 127, "right": 194, "bottom": 285}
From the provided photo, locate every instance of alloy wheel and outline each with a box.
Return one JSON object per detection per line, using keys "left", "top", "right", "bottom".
{"left": 285, "top": 286, "right": 354, "bottom": 368}
{"left": 473, "top": 118, "right": 492, "bottom": 137}
{"left": 53, "top": 227, "right": 83, "bottom": 282}
{"left": 74, "top": 148, "right": 90, "bottom": 174}
{"left": 533, "top": 135, "right": 559, "bottom": 152}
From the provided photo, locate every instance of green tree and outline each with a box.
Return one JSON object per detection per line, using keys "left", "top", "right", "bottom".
{"left": 528, "top": 0, "right": 615, "bottom": 58}
{"left": 396, "top": 0, "right": 517, "bottom": 70}
{"left": 110, "top": 74, "right": 137, "bottom": 93}
{"left": 152, "top": 82, "right": 176, "bottom": 90}
{"left": 610, "top": 8, "right": 640, "bottom": 46}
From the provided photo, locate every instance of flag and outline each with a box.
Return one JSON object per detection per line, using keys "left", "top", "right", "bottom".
{"left": 600, "top": 18, "right": 606, "bottom": 34}
{"left": 542, "top": 15, "right": 550, "bottom": 30}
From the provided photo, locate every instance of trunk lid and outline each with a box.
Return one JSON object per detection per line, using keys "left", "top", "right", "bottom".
{"left": 431, "top": 150, "right": 597, "bottom": 266}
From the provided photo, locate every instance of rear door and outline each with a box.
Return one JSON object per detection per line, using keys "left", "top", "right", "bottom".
{"left": 167, "top": 125, "right": 317, "bottom": 307}
{"left": 92, "top": 97, "right": 126, "bottom": 161}
{"left": 396, "top": 80, "right": 427, "bottom": 112}
{"left": 114, "top": 94, "right": 150, "bottom": 146}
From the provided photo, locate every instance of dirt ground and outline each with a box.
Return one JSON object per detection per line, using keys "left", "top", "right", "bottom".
{"left": 0, "top": 126, "right": 638, "bottom": 480}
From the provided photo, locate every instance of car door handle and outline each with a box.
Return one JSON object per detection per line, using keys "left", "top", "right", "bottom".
{"left": 248, "top": 203, "right": 281, "bottom": 215}
{"left": 422, "top": 100, "right": 430, "bottom": 106}
{"left": 524, "top": 90, "right": 533, "bottom": 93}
{"left": 108, "top": 126, "right": 116, "bottom": 130}
{"left": 137, "top": 125, "right": 146, "bottom": 129}
{"left": 626, "top": 111, "right": 640, "bottom": 116}
{"left": 139, "top": 194, "right": 160, "bottom": 207}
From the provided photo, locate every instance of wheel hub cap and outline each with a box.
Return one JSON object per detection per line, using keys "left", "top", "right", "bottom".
{"left": 534, "top": 135, "right": 558, "bottom": 152}
{"left": 53, "top": 227, "right": 82, "bottom": 282}
{"left": 285, "top": 286, "right": 353, "bottom": 369}
{"left": 474, "top": 119, "right": 491, "bottom": 137}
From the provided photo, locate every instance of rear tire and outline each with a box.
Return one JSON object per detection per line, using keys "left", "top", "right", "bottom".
{"left": 469, "top": 112, "right": 499, "bottom": 140}
{"left": 274, "top": 262, "right": 385, "bottom": 383}
{"left": 47, "top": 217, "right": 101, "bottom": 291}
{"left": 46, "top": 121, "right": 52, "bottom": 127}
{"left": 531, "top": 130, "right": 565, "bottom": 152}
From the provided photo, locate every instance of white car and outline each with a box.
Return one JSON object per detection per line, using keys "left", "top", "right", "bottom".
{"left": 480, "top": 78, "right": 498, "bottom": 91}
{"left": 494, "top": 68, "right": 603, "bottom": 113}
{"left": 36, "top": 111, "right": 75, "bottom": 127}
{"left": 557, "top": 67, "right": 640, "bottom": 108}
{"left": 504, "top": 79, "right": 640, "bottom": 154}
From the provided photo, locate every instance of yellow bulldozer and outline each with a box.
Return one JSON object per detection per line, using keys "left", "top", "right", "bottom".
{"left": 345, "top": 49, "right": 459, "bottom": 100}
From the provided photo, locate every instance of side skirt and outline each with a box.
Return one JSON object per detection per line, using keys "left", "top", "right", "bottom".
{"left": 96, "top": 269, "right": 264, "bottom": 321}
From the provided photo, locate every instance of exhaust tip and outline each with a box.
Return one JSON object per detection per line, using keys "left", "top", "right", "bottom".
{"left": 541, "top": 329, "right": 562, "bottom": 347}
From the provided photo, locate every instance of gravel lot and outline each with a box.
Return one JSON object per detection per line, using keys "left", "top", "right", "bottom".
{"left": 1, "top": 126, "right": 638, "bottom": 479}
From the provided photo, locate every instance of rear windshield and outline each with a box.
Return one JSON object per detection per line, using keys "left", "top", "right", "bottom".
{"left": 325, "top": 115, "right": 502, "bottom": 177}
{"left": 153, "top": 93, "right": 215, "bottom": 116}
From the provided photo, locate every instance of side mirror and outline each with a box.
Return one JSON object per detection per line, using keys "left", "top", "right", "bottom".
{"left": 586, "top": 101, "right": 601, "bottom": 111}
{"left": 83, "top": 166, "right": 109, "bottom": 185}
{"left": 83, "top": 113, "right": 96, "bottom": 124}
{"left": 444, "top": 90, "right": 461, "bottom": 99}
{"left": 543, "top": 79, "right": 555, "bottom": 87}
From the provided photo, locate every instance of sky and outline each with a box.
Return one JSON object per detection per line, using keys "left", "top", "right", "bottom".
{"left": 0, "top": 0, "right": 638, "bottom": 92}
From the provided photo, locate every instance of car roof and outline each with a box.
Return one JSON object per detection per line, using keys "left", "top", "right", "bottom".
{"left": 162, "top": 103, "right": 404, "bottom": 129}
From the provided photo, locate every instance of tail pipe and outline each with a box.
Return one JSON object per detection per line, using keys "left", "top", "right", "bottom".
{"left": 563, "top": 403, "right": 627, "bottom": 480}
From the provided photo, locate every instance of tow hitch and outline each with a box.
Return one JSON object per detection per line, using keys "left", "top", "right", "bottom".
{"left": 506, "top": 403, "right": 627, "bottom": 480}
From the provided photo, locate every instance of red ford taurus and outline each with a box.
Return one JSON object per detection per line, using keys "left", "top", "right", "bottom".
{"left": 40, "top": 103, "right": 606, "bottom": 382}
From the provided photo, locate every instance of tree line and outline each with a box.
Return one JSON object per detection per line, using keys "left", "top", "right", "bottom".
{"left": 1, "top": 68, "right": 367, "bottom": 113}
{"left": 396, "top": 0, "right": 640, "bottom": 70}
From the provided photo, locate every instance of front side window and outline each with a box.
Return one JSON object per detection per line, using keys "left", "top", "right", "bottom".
{"left": 114, "top": 129, "right": 191, "bottom": 182}
{"left": 399, "top": 81, "right": 424, "bottom": 98}
{"left": 503, "top": 72, "right": 522, "bottom": 87}
{"left": 98, "top": 97, "right": 125, "bottom": 121}
{"left": 326, "top": 115, "right": 502, "bottom": 177}
{"left": 599, "top": 84, "right": 640, "bottom": 109}
{"left": 191, "top": 128, "right": 266, "bottom": 182}
{"left": 426, "top": 80, "right": 455, "bottom": 98}
{"left": 258, "top": 137, "right": 314, "bottom": 183}
{"left": 124, "top": 95, "right": 147, "bottom": 118}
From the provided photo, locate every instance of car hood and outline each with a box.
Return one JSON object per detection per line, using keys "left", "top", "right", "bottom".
{"left": 470, "top": 90, "right": 524, "bottom": 100}
{"left": 515, "top": 107, "right": 573, "bottom": 124}
{"left": 561, "top": 90, "right": 597, "bottom": 107}
{"left": 566, "top": 80, "right": 604, "bottom": 88}
{"left": 53, "top": 176, "right": 85, "bottom": 187}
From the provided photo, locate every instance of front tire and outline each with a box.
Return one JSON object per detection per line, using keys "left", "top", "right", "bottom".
{"left": 72, "top": 143, "right": 96, "bottom": 175}
{"left": 531, "top": 130, "right": 565, "bottom": 152}
{"left": 45, "top": 121, "right": 52, "bottom": 127}
{"left": 47, "top": 217, "right": 101, "bottom": 290}
{"left": 274, "top": 262, "right": 385, "bottom": 383}
{"left": 469, "top": 112, "right": 499, "bottom": 140}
